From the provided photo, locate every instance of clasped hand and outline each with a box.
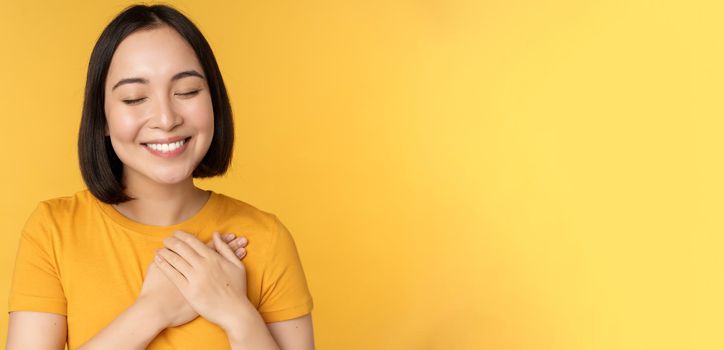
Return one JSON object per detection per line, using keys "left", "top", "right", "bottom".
{"left": 138, "top": 231, "right": 252, "bottom": 331}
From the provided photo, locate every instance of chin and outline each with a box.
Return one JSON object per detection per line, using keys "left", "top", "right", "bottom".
{"left": 151, "top": 171, "right": 192, "bottom": 184}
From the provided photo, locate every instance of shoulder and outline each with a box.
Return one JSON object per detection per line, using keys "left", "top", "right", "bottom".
{"left": 36, "top": 189, "right": 95, "bottom": 215}
{"left": 24, "top": 189, "right": 97, "bottom": 233}
{"left": 212, "top": 192, "right": 281, "bottom": 230}
{"left": 210, "top": 192, "right": 295, "bottom": 256}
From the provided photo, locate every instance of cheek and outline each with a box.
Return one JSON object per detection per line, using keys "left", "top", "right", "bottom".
{"left": 181, "top": 96, "right": 214, "bottom": 133}
{"left": 106, "top": 109, "right": 144, "bottom": 143}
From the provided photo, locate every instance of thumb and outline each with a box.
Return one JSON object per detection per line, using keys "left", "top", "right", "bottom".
{"left": 213, "top": 232, "right": 243, "bottom": 268}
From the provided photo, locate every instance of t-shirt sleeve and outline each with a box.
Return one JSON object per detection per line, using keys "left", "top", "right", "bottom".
{"left": 7, "top": 201, "right": 67, "bottom": 315}
{"left": 257, "top": 215, "right": 314, "bottom": 323}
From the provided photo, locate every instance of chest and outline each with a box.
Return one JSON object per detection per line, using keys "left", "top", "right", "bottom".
{"left": 55, "top": 225, "right": 265, "bottom": 348}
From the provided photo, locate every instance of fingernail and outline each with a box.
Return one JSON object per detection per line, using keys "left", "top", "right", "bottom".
{"left": 225, "top": 233, "right": 234, "bottom": 240}
{"left": 235, "top": 247, "right": 244, "bottom": 256}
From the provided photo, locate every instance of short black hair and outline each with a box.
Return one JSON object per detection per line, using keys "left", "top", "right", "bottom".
{"left": 78, "top": 4, "right": 234, "bottom": 204}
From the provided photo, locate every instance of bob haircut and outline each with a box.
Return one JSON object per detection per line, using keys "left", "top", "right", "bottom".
{"left": 78, "top": 4, "right": 234, "bottom": 204}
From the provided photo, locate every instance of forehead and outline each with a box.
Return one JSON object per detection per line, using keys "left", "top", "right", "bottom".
{"left": 106, "top": 25, "right": 202, "bottom": 87}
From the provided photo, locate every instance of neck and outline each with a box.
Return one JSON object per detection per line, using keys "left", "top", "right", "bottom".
{"left": 112, "top": 169, "right": 210, "bottom": 227}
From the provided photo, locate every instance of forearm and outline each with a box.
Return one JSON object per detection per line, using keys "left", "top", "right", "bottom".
{"left": 223, "top": 301, "right": 279, "bottom": 350}
{"left": 77, "top": 299, "right": 166, "bottom": 350}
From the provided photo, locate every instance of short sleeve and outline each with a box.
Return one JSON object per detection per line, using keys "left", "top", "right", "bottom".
{"left": 7, "top": 202, "right": 67, "bottom": 315}
{"left": 257, "top": 215, "right": 314, "bottom": 323}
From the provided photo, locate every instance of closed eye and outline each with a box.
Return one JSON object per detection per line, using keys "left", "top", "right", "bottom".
{"left": 176, "top": 89, "right": 201, "bottom": 97}
{"left": 123, "top": 97, "right": 146, "bottom": 105}
{"left": 122, "top": 89, "right": 201, "bottom": 105}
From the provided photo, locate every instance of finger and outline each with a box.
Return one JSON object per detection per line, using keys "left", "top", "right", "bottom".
{"left": 157, "top": 248, "right": 193, "bottom": 278}
{"left": 164, "top": 235, "right": 204, "bottom": 267}
{"left": 213, "top": 232, "right": 243, "bottom": 268}
{"left": 228, "top": 236, "right": 248, "bottom": 250}
{"left": 154, "top": 251, "right": 189, "bottom": 289}
{"left": 209, "top": 234, "right": 247, "bottom": 260}
{"left": 173, "top": 231, "right": 214, "bottom": 258}
{"left": 235, "top": 247, "right": 247, "bottom": 259}
{"left": 206, "top": 232, "right": 235, "bottom": 248}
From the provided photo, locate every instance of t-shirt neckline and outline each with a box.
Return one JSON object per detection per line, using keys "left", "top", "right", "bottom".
{"left": 93, "top": 189, "right": 220, "bottom": 238}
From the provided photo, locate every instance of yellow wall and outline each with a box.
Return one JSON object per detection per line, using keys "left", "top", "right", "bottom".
{"left": 1, "top": 0, "right": 722, "bottom": 348}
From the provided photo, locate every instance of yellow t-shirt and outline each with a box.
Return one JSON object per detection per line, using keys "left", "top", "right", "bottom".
{"left": 8, "top": 189, "right": 313, "bottom": 349}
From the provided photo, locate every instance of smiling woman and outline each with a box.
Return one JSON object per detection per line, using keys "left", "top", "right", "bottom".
{"left": 6, "top": 4, "right": 314, "bottom": 350}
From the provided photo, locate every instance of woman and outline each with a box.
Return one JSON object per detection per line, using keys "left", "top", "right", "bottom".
{"left": 6, "top": 4, "right": 314, "bottom": 350}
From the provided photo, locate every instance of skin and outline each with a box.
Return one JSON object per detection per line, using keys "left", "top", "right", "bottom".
{"left": 155, "top": 231, "right": 254, "bottom": 329}
{"left": 140, "top": 234, "right": 248, "bottom": 328}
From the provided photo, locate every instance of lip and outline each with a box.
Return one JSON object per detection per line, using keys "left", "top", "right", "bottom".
{"left": 141, "top": 135, "right": 190, "bottom": 145}
{"left": 142, "top": 137, "right": 191, "bottom": 159}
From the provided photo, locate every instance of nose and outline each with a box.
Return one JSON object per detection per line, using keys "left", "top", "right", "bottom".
{"left": 148, "top": 93, "right": 183, "bottom": 131}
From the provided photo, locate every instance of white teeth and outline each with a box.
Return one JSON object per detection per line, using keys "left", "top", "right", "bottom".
{"left": 146, "top": 139, "right": 186, "bottom": 153}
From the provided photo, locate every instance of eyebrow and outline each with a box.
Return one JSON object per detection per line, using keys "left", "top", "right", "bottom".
{"left": 111, "top": 70, "right": 205, "bottom": 91}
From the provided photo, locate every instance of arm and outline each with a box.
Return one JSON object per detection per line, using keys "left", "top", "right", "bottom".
{"left": 222, "top": 300, "right": 279, "bottom": 350}
{"left": 6, "top": 311, "right": 67, "bottom": 350}
{"left": 267, "top": 314, "right": 315, "bottom": 350}
{"left": 76, "top": 298, "right": 166, "bottom": 350}
{"left": 222, "top": 302, "right": 314, "bottom": 350}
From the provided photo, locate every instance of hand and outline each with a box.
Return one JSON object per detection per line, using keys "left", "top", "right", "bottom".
{"left": 154, "top": 231, "right": 252, "bottom": 331}
{"left": 138, "top": 233, "right": 248, "bottom": 329}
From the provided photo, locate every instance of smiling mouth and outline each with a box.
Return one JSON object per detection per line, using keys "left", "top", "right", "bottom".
{"left": 141, "top": 136, "right": 192, "bottom": 152}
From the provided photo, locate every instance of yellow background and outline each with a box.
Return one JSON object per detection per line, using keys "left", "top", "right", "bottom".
{"left": 1, "top": 0, "right": 722, "bottom": 349}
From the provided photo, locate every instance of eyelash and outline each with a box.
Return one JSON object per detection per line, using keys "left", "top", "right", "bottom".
{"left": 122, "top": 90, "right": 201, "bottom": 105}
